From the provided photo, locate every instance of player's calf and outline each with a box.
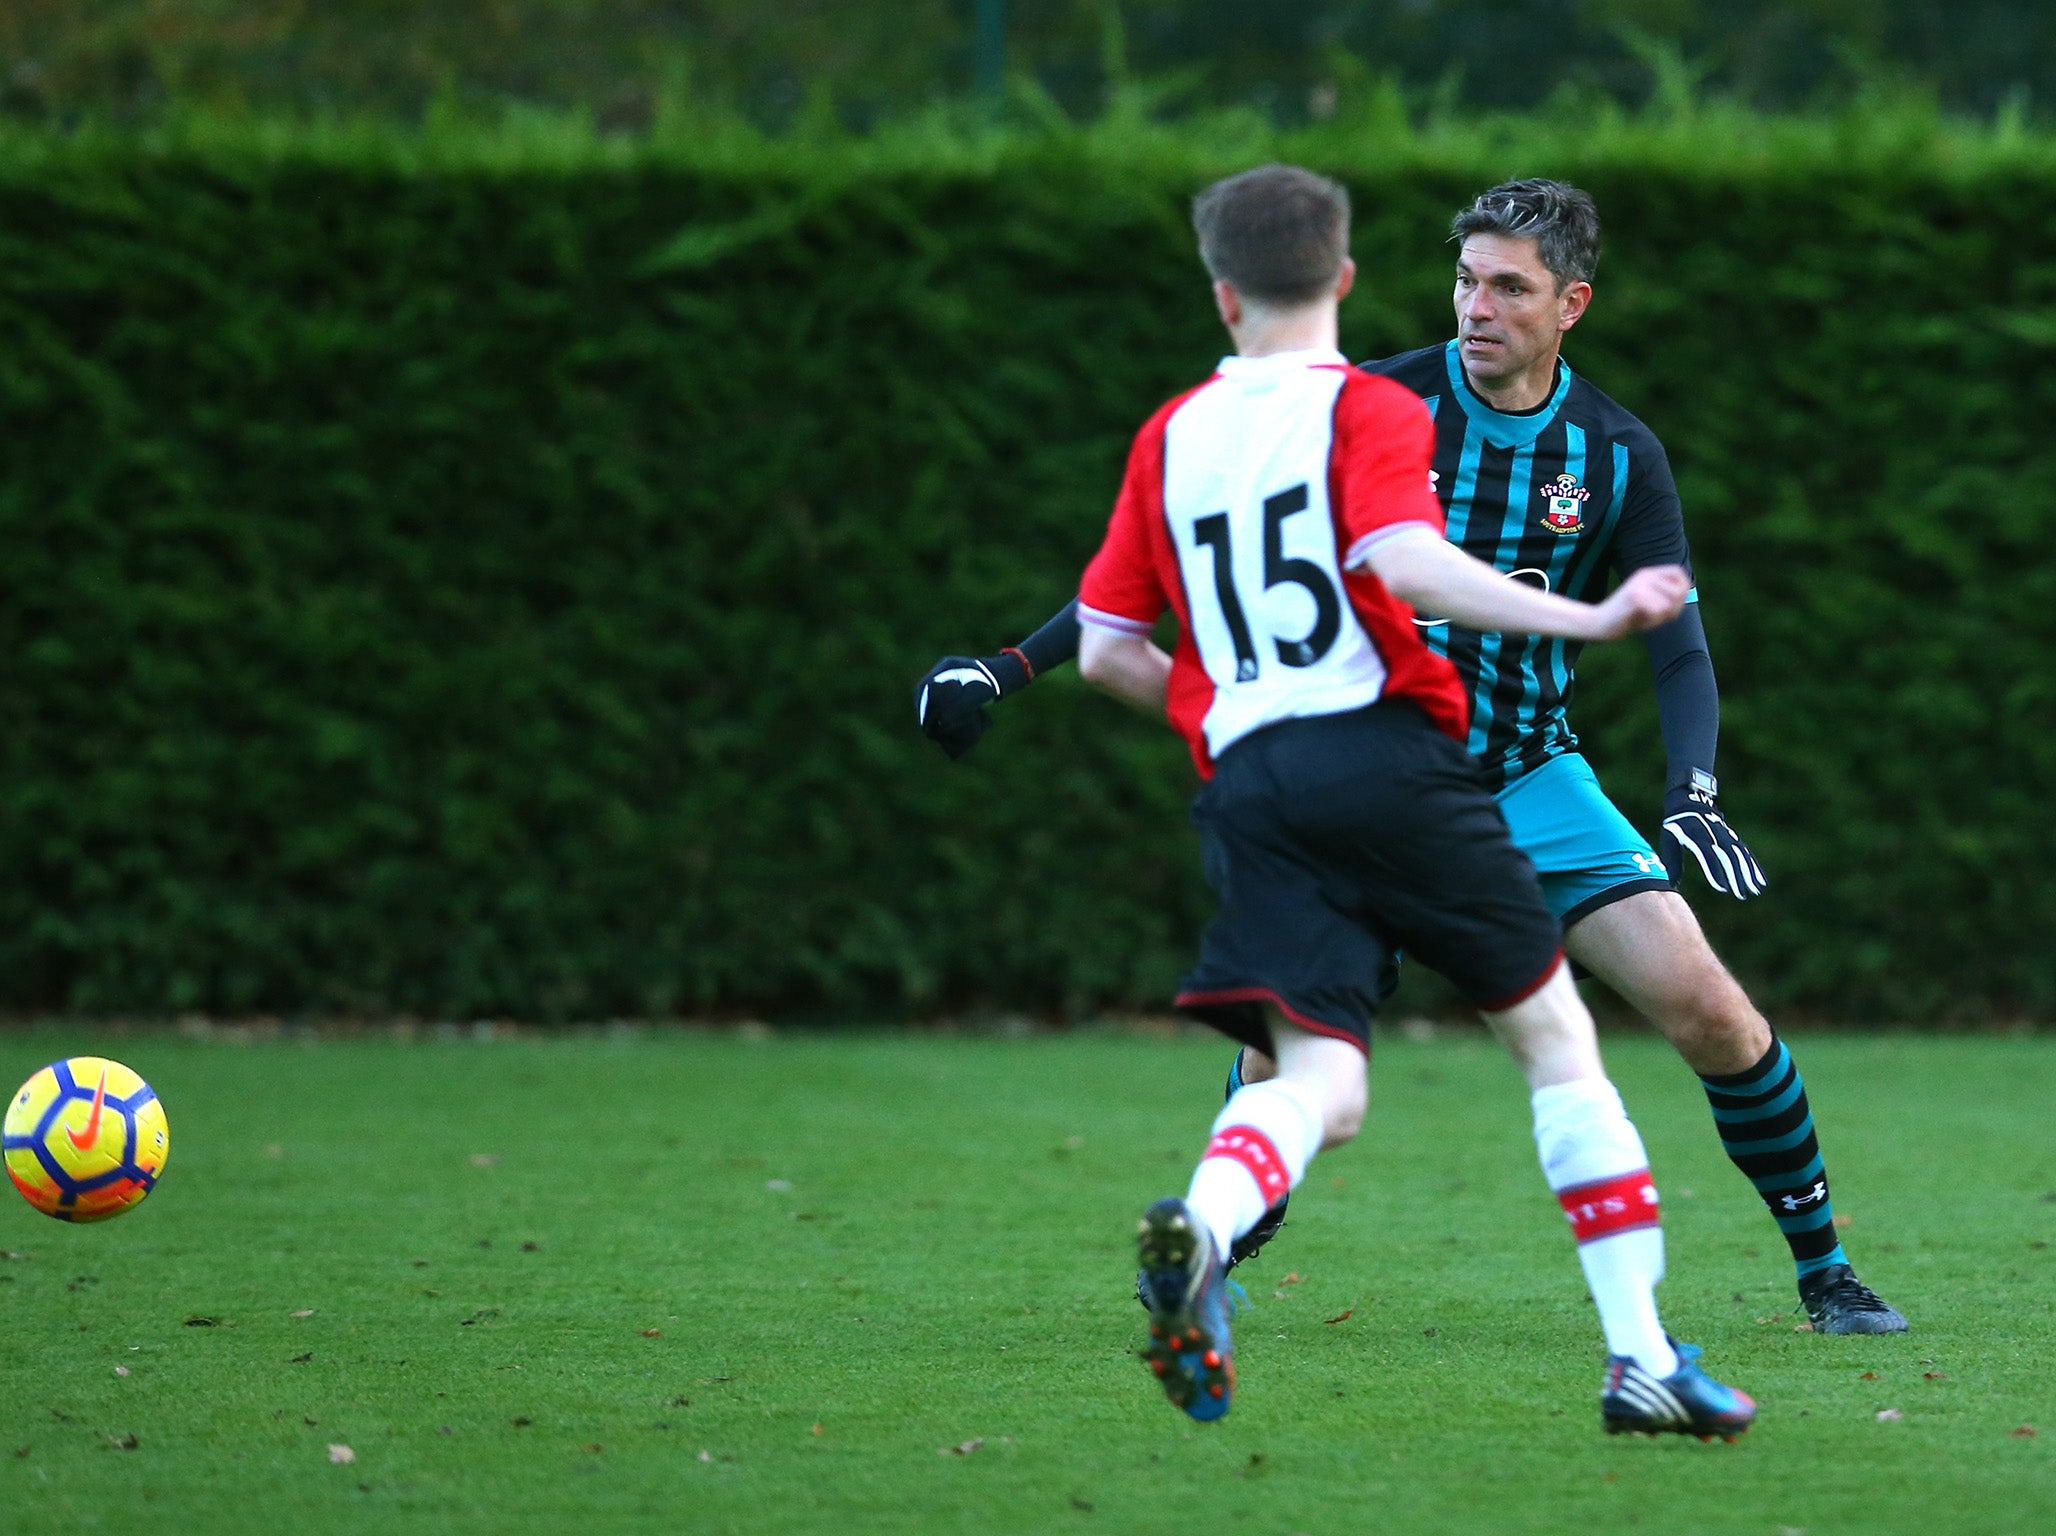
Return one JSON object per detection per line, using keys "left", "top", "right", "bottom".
{"left": 1489, "top": 966, "right": 1759, "bottom": 1427}
{"left": 1138, "top": 1055, "right": 1334, "bottom": 1421}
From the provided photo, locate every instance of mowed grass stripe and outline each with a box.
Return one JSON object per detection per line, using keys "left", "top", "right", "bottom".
{"left": 0, "top": 1030, "right": 2049, "bottom": 1535}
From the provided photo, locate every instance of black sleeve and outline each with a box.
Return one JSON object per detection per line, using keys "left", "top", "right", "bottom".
{"left": 1011, "top": 599, "right": 1081, "bottom": 680}
{"left": 1613, "top": 435, "right": 1716, "bottom": 786}
{"left": 1643, "top": 605, "right": 1718, "bottom": 788}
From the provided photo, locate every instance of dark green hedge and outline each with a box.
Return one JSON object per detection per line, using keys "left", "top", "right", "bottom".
{"left": 0, "top": 118, "right": 2052, "bottom": 1020}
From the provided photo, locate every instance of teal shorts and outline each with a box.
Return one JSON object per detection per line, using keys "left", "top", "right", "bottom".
{"left": 1494, "top": 753, "right": 1672, "bottom": 927}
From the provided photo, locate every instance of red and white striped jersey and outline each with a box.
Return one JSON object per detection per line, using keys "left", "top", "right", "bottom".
{"left": 1079, "top": 349, "right": 1468, "bottom": 778}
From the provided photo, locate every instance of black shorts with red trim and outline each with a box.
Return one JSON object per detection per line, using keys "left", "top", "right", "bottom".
{"left": 1174, "top": 700, "right": 1564, "bottom": 1057}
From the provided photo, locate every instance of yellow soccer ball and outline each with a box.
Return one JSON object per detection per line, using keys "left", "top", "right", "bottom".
{"left": 3, "top": 1057, "right": 169, "bottom": 1221}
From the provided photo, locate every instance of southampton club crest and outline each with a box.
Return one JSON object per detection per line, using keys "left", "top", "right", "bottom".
{"left": 1539, "top": 473, "right": 1590, "bottom": 534}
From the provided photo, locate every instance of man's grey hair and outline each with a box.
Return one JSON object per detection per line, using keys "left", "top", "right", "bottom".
{"left": 1449, "top": 179, "right": 1601, "bottom": 289}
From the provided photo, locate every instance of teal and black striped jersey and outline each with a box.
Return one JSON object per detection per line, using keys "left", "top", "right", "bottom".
{"left": 1365, "top": 340, "right": 1696, "bottom": 791}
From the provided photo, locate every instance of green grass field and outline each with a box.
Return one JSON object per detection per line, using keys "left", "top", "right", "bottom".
{"left": 1, "top": 1027, "right": 2051, "bottom": 1535}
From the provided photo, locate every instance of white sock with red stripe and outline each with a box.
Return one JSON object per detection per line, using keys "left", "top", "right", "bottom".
{"left": 1532, "top": 1078, "right": 1679, "bottom": 1379}
{"left": 1185, "top": 1079, "right": 1325, "bottom": 1265}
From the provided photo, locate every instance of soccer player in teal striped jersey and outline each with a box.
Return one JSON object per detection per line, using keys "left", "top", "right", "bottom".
{"left": 915, "top": 178, "right": 1905, "bottom": 1335}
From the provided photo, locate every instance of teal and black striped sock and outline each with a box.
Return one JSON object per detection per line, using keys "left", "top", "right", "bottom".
{"left": 1224, "top": 1049, "right": 1247, "bottom": 1102}
{"left": 1699, "top": 1037, "right": 1847, "bottom": 1278}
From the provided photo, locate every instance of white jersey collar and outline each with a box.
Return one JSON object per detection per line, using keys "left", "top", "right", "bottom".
{"left": 1215, "top": 347, "right": 1349, "bottom": 379}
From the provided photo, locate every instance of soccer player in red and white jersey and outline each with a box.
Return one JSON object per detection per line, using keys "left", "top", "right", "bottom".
{"left": 1084, "top": 165, "right": 1754, "bottom": 1438}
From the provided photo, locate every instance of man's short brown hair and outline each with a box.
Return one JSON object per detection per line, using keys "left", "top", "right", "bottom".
{"left": 1191, "top": 164, "right": 1350, "bottom": 307}
{"left": 1449, "top": 179, "right": 1601, "bottom": 289}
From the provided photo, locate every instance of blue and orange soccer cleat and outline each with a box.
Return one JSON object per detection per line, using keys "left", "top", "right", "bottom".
{"left": 1601, "top": 1340, "right": 1756, "bottom": 1440}
{"left": 1136, "top": 1197, "right": 1237, "bottom": 1423}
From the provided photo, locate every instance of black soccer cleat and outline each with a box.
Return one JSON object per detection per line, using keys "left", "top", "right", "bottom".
{"left": 1228, "top": 1194, "right": 1286, "bottom": 1270}
{"left": 1798, "top": 1262, "right": 1909, "bottom": 1335}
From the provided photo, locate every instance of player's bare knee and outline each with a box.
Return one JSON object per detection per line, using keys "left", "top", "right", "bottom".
{"left": 1655, "top": 970, "right": 1770, "bottom": 1073}
{"left": 1321, "top": 1082, "right": 1367, "bottom": 1146}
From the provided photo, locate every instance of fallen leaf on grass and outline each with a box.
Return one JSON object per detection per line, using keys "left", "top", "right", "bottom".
{"left": 183, "top": 1316, "right": 220, "bottom": 1328}
{"left": 1793, "top": 1321, "right": 1815, "bottom": 1333}
{"left": 1924, "top": 1372, "right": 1946, "bottom": 1381}
{"left": 810, "top": 1423, "right": 823, "bottom": 1436}
{"left": 114, "top": 1366, "right": 129, "bottom": 1378}
{"left": 582, "top": 1444, "right": 604, "bottom": 1454}
{"left": 939, "top": 1438, "right": 984, "bottom": 1456}
{"left": 1279, "top": 1273, "right": 1303, "bottom": 1286}
{"left": 1832, "top": 1214, "right": 1853, "bottom": 1229}
{"left": 1322, "top": 1304, "right": 1357, "bottom": 1325}
{"left": 1876, "top": 1408, "right": 1904, "bottom": 1422}
{"left": 292, "top": 1353, "right": 313, "bottom": 1364}
{"left": 103, "top": 1433, "right": 138, "bottom": 1451}
{"left": 2012, "top": 1425, "right": 2038, "bottom": 1439}
{"left": 328, "top": 1444, "right": 355, "bottom": 1464}
{"left": 1861, "top": 1371, "right": 1878, "bottom": 1381}
{"left": 521, "top": 1241, "right": 540, "bottom": 1252}
{"left": 290, "top": 1310, "right": 315, "bottom": 1318}
{"left": 641, "top": 1329, "right": 662, "bottom": 1338}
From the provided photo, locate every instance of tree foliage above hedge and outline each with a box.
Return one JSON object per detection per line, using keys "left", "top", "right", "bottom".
{"left": 0, "top": 111, "right": 2051, "bottom": 1020}
{"left": 3, "top": 1, "right": 2052, "bottom": 125}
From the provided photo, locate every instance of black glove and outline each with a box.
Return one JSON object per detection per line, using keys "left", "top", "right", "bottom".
{"left": 1661, "top": 770, "right": 1767, "bottom": 898}
{"left": 914, "top": 650, "right": 1031, "bottom": 760}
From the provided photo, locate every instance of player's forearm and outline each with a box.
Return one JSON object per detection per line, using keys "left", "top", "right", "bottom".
{"left": 1078, "top": 626, "right": 1171, "bottom": 719}
{"left": 1013, "top": 600, "right": 1082, "bottom": 679}
{"left": 1364, "top": 532, "right": 1609, "bottom": 640}
{"left": 1644, "top": 607, "right": 1719, "bottom": 786}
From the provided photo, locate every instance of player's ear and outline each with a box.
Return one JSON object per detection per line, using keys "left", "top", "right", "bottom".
{"left": 1334, "top": 257, "right": 1357, "bottom": 302}
{"left": 1558, "top": 280, "right": 1592, "bottom": 332}
{"left": 1213, "top": 279, "right": 1243, "bottom": 329}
